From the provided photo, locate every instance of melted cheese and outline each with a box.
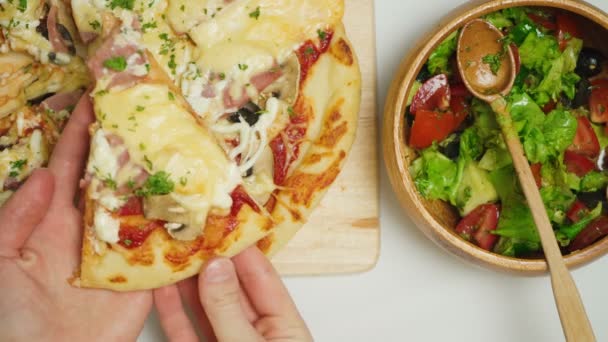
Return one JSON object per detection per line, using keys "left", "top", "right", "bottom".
{"left": 93, "top": 83, "right": 242, "bottom": 220}
{"left": 87, "top": 129, "right": 119, "bottom": 179}
{"left": 93, "top": 207, "right": 120, "bottom": 243}
{"left": 189, "top": 0, "right": 343, "bottom": 63}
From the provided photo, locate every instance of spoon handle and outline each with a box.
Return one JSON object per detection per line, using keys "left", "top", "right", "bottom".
{"left": 490, "top": 98, "right": 596, "bottom": 342}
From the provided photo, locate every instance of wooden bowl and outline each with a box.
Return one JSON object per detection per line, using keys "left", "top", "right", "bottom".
{"left": 382, "top": 0, "right": 608, "bottom": 274}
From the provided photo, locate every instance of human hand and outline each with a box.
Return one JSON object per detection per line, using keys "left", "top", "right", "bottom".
{"left": 154, "top": 246, "right": 312, "bottom": 342}
{"left": 0, "top": 94, "right": 152, "bottom": 341}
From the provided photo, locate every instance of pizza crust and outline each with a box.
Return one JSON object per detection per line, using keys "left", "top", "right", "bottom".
{"left": 257, "top": 23, "right": 361, "bottom": 256}
{"left": 74, "top": 188, "right": 273, "bottom": 291}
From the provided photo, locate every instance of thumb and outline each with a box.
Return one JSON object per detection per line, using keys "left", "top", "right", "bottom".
{"left": 0, "top": 168, "right": 55, "bottom": 257}
{"left": 199, "top": 257, "right": 260, "bottom": 342}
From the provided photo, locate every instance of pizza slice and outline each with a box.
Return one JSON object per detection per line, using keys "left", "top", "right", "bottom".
{"left": 0, "top": 0, "right": 90, "bottom": 205}
{"left": 71, "top": 0, "right": 361, "bottom": 291}
{"left": 73, "top": 14, "right": 273, "bottom": 291}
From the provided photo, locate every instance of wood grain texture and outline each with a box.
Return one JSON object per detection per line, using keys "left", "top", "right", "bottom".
{"left": 271, "top": 0, "right": 380, "bottom": 276}
{"left": 382, "top": 0, "right": 608, "bottom": 275}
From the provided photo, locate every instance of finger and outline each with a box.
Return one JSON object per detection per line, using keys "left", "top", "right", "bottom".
{"left": 178, "top": 277, "right": 217, "bottom": 342}
{"left": 233, "top": 247, "right": 302, "bottom": 320}
{"left": 153, "top": 285, "right": 199, "bottom": 342}
{"left": 198, "top": 257, "right": 260, "bottom": 342}
{"left": 48, "top": 92, "right": 94, "bottom": 205}
{"left": 0, "top": 169, "right": 54, "bottom": 257}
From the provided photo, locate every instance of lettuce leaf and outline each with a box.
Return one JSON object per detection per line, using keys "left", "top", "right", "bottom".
{"left": 427, "top": 30, "right": 458, "bottom": 76}
{"left": 556, "top": 203, "right": 603, "bottom": 246}
{"left": 508, "top": 94, "right": 577, "bottom": 163}
{"left": 540, "top": 186, "right": 576, "bottom": 224}
{"left": 410, "top": 147, "right": 459, "bottom": 202}
{"left": 489, "top": 165, "right": 541, "bottom": 244}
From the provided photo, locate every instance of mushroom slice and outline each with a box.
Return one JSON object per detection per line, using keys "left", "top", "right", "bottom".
{"left": 143, "top": 194, "right": 204, "bottom": 241}
{"left": 259, "top": 53, "right": 300, "bottom": 107}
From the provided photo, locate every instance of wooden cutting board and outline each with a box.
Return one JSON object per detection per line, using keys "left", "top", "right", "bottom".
{"left": 271, "top": 0, "right": 379, "bottom": 276}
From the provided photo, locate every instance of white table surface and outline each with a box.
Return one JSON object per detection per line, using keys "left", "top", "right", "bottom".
{"left": 139, "top": 1, "right": 608, "bottom": 341}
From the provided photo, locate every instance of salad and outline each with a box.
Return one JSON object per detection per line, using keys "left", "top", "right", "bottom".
{"left": 407, "top": 7, "right": 608, "bottom": 258}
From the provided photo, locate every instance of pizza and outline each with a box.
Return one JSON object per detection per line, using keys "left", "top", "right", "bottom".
{"left": 0, "top": 0, "right": 90, "bottom": 205}
{"left": 65, "top": 0, "right": 361, "bottom": 291}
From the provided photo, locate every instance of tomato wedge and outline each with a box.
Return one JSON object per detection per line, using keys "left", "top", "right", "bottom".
{"left": 455, "top": 203, "right": 501, "bottom": 251}
{"left": 117, "top": 197, "right": 143, "bottom": 216}
{"left": 567, "top": 200, "right": 589, "bottom": 223}
{"left": 556, "top": 13, "right": 581, "bottom": 51}
{"left": 450, "top": 84, "right": 471, "bottom": 129}
{"left": 410, "top": 74, "right": 451, "bottom": 115}
{"left": 527, "top": 13, "right": 557, "bottom": 31}
{"left": 564, "top": 150, "right": 596, "bottom": 177}
{"left": 566, "top": 116, "right": 600, "bottom": 158}
{"left": 590, "top": 79, "right": 608, "bottom": 123}
{"left": 530, "top": 163, "right": 542, "bottom": 188}
{"left": 408, "top": 109, "right": 456, "bottom": 149}
{"left": 570, "top": 216, "right": 608, "bottom": 252}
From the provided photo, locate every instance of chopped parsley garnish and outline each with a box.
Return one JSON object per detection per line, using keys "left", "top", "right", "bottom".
{"left": 481, "top": 53, "right": 502, "bottom": 75}
{"left": 168, "top": 54, "right": 177, "bottom": 75}
{"left": 238, "top": 63, "right": 248, "bottom": 71}
{"left": 103, "top": 174, "right": 117, "bottom": 190}
{"left": 287, "top": 106, "right": 296, "bottom": 117}
{"left": 249, "top": 6, "right": 260, "bottom": 20}
{"left": 8, "top": 159, "right": 27, "bottom": 178}
{"left": 141, "top": 21, "right": 157, "bottom": 32}
{"left": 317, "top": 29, "right": 327, "bottom": 40}
{"left": 135, "top": 171, "right": 174, "bottom": 197}
{"left": 305, "top": 47, "right": 315, "bottom": 56}
{"left": 103, "top": 56, "right": 127, "bottom": 72}
{"left": 145, "top": 63, "right": 151, "bottom": 72}
{"left": 180, "top": 4, "right": 185, "bottom": 11}
{"left": 139, "top": 142, "right": 146, "bottom": 151}
{"left": 95, "top": 89, "right": 109, "bottom": 97}
{"left": 143, "top": 155, "right": 153, "bottom": 170}
{"left": 127, "top": 179, "right": 136, "bottom": 189}
{"left": 168, "top": 92, "right": 175, "bottom": 100}
{"left": 218, "top": 72, "right": 226, "bottom": 80}
{"left": 136, "top": 105, "right": 145, "bottom": 112}
{"left": 123, "top": 239, "right": 133, "bottom": 246}
{"left": 179, "top": 176, "right": 188, "bottom": 186}
{"left": 109, "top": 0, "right": 135, "bottom": 10}
{"left": 158, "top": 33, "right": 175, "bottom": 55}
{"left": 89, "top": 20, "right": 101, "bottom": 30}
{"left": 17, "top": 0, "right": 26, "bottom": 12}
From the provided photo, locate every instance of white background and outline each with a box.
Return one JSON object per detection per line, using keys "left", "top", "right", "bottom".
{"left": 139, "top": 1, "right": 608, "bottom": 341}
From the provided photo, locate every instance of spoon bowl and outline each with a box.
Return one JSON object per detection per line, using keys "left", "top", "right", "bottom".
{"left": 456, "top": 19, "right": 517, "bottom": 101}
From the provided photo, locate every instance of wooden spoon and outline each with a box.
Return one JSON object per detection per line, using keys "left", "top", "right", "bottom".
{"left": 456, "top": 19, "right": 596, "bottom": 342}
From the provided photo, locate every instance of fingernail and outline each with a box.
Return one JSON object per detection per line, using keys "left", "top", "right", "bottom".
{"left": 204, "top": 258, "right": 232, "bottom": 283}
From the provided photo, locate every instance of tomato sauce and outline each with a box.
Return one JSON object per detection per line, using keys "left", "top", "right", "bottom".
{"left": 295, "top": 30, "right": 333, "bottom": 84}
{"left": 270, "top": 31, "right": 333, "bottom": 186}
{"left": 118, "top": 219, "right": 162, "bottom": 249}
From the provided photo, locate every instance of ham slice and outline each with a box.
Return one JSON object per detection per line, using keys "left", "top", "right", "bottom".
{"left": 223, "top": 87, "right": 249, "bottom": 109}
{"left": 41, "top": 90, "right": 83, "bottom": 112}
{"left": 251, "top": 69, "right": 282, "bottom": 92}
{"left": 87, "top": 22, "right": 147, "bottom": 89}
{"left": 47, "top": 5, "right": 69, "bottom": 54}
{"left": 79, "top": 31, "right": 98, "bottom": 44}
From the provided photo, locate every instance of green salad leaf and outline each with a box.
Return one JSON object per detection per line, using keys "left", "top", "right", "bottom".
{"left": 410, "top": 147, "right": 458, "bottom": 202}
{"left": 489, "top": 165, "right": 541, "bottom": 245}
{"left": 540, "top": 186, "right": 576, "bottom": 224}
{"left": 427, "top": 30, "right": 458, "bottom": 75}
{"left": 580, "top": 171, "right": 608, "bottom": 192}
{"left": 484, "top": 7, "right": 531, "bottom": 30}
{"left": 508, "top": 94, "right": 577, "bottom": 163}
{"left": 556, "top": 203, "right": 603, "bottom": 246}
